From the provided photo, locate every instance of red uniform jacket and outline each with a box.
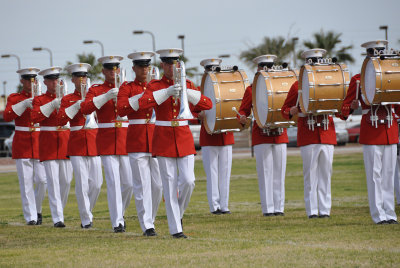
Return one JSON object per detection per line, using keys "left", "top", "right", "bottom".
{"left": 80, "top": 81, "right": 127, "bottom": 156}
{"left": 4, "top": 91, "right": 39, "bottom": 159}
{"left": 31, "top": 91, "right": 70, "bottom": 161}
{"left": 138, "top": 75, "right": 212, "bottom": 157}
{"left": 199, "top": 125, "right": 234, "bottom": 147}
{"left": 341, "top": 74, "right": 399, "bottom": 145}
{"left": 281, "top": 81, "right": 337, "bottom": 146}
{"left": 117, "top": 79, "right": 155, "bottom": 153}
{"left": 239, "top": 85, "right": 288, "bottom": 146}
{"left": 57, "top": 90, "right": 98, "bottom": 156}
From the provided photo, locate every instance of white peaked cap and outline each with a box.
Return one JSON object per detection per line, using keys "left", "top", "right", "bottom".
{"left": 127, "top": 51, "right": 155, "bottom": 61}
{"left": 200, "top": 58, "right": 222, "bottom": 67}
{"left": 361, "top": 40, "right": 388, "bottom": 49}
{"left": 16, "top": 67, "right": 40, "bottom": 76}
{"left": 65, "top": 63, "right": 91, "bottom": 74}
{"left": 301, "top": 48, "right": 327, "bottom": 59}
{"left": 252, "top": 55, "right": 277, "bottom": 65}
{"left": 156, "top": 48, "right": 183, "bottom": 58}
{"left": 38, "top": 66, "right": 62, "bottom": 77}
{"left": 98, "top": 55, "right": 124, "bottom": 64}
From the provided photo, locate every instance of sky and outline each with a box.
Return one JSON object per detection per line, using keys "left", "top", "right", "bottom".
{"left": 0, "top": 0, "right": 399, "bottom": 95}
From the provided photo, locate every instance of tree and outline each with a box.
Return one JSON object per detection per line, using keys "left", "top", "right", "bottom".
{"left": 64, "top": 53, "right": 103, "bottom": 81}
{"left": 239, "top": 36, "right": 296, "bottom": 69}
{"left": 300, "top": 30, "right": 354, "bottom": 63}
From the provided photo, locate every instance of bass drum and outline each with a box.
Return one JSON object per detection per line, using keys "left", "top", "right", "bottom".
{"left": 253, "top": 69, "right": 298, "bottom": 128}
{"left": 361, "top": 56, "right": 400, "bottom": 105}
{"left": 299, "top": 63, "right": 350, "bottom": 114}
{"left": 201, "top": 69, "right": 251, "bottom": 134}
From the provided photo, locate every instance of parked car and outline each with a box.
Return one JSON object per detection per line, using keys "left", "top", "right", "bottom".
{"left": 0, "top": 122, "right": 15, "bottom": 157}
{"left": 347, "top": 124, "right": 360, "bottom": 143}
{"left": 4, "top": 131, "right": 14, "bottom": 157}
{"left": 189, "top": 122, "right": 201, "bottom": 150}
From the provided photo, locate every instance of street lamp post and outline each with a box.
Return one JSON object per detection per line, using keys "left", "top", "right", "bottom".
{"left": 83, "top": 40, "right": 104, "bottom": 57}
{"left": 33, "top": 47, "right": 53, "bottom": 66}
{"left": 133, "top": 30, "right": 156, "bottom": 64}
{"left": 292, "top": 37, "right": 299, "bottom": 68}
{"left": 3, "top": 81, "right": 7, "bottom": 104}
{"left": 1, "top": 54, "right": 21, "bottom": 69}
{"left": 379, "top": 25, "right": 389, "bottom": 49}
{"left": 178, "top": 35, "right": 185, "bottom": 57}
{"left": 218, "top": 54, "right": 230, "bottom": 58}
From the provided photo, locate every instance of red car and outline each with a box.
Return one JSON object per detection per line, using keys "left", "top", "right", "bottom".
{"left": 347, "top": 124, "right": 360, "bottom": 143}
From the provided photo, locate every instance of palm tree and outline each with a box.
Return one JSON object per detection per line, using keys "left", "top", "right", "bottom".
{"left": 300, "top": 30, "right": 354, "bottom": 63}
{"left": 240, "top": 36, "right": 296, "bottom": 69}
{"left": 64, "top": 53, "right": 103, "bottom": 81}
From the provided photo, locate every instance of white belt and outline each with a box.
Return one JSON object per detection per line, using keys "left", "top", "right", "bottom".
{"left": 98, "top": 122, "right": 129, "bottom": 128}
{"left": 70, "top": 126, "right": 83, "bottom": 131}
{"left": 40, "top": 126, "right": 69, "bottom": 131}
{"left": 155, "top": 120, "right": 188, "bottom": 127}
{"left": 129, "top": 119, "right": 154, "bottom": 125}
{"left": 15, "top": 126, "right": 40, "bottom": 132}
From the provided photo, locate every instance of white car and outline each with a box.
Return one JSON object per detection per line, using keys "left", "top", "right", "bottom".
{"left": 4, "top": 131, "right": 14, "bottom": 157}
{"left": 189, "top": 123, "right": 201, "bottom": 150}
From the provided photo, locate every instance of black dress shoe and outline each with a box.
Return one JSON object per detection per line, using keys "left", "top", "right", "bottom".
{"left": 377, "top": 220, "right": 389, "bottom": 225}
{"left": 387, "top": 219, "right": 399, "bottom": 224}
{"left": 54, "top": 221, "right": 66, "bottom": 228}
{"left": 172, "top": 232, "right": 187, "bottom": 239}
{"left": 319, "top": 214, "right": 330, "bottom": 218}
{"left": 81, "top": 222, "right": 93, "bottom": 229}
{"left": 274, "top": 212, "right": 285, "bottom": 216}
{"left": 308, "top": 215, "right": 318, "bottom": 219}
{"left": 263, "top": 213, "right": 275, "bottom": 217}
{"left": 123, "top": 216, "right": 126, "bottom": 231}
{"left": 143, "top": 228, "right": 157, "bottom": 236}
{"left": 114, "top": 223, "right": 125, "bottom": 233}
{"left": 36, "top": 213, "right": 42, "bottom": 225}
{"left": 221, "top": 210, "right": 231, "bottom": 214}
{"left": 27, "top": 220, "right": 37, "bottom": 225}
{"left": 211, "top": 209, "right": 222, "bottom": 215}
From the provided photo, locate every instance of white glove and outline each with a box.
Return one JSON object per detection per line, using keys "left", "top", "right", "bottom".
{"left": 40, "top": 99, "right": 61, "bottom": 118}
{"left": 153, "top": 85, "right": 181, "bottom": 105}
{"left": 93, "top": 88, "right": 119, "bottom": 109}
{"left": 128, "top": 92, "right": 144, "bottom": 111}
{"left": 187, "top": 89, "right": 201, "bottom": 105}
{"left": 12, "top": 98, "right": 33, "bottom": 116}
{"left": 65, "top": 100, "right": 82, "bottom": 119}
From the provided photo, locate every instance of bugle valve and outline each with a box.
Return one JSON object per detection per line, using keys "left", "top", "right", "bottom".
{"left": 81, "top": 77, "right": 98, "bottom": 129}
{"left": 173, "top": 60, "right": 193, "bottom": 120}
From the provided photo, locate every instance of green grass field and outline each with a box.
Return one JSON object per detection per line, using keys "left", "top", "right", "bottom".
{"left": 1, "top": 153, "right": 399, "bottom": 267}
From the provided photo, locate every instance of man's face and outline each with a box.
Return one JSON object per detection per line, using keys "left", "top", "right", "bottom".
{"left": 102, "top": 67, "right": 120, "bottom": 84}
{"left": 71, "top": 75, "right": 87, "bottom": 89}
{"left": 44, "top": 78, "right": 59, "bottom": 94}
{"left": 161, "top": 62, "right": 174, "bottom": 79}
{"left": 20, "top": 78, "right": 33, "bottom": 92}
{"left": 133, "top": 65, "right": 150, "bottom": 82}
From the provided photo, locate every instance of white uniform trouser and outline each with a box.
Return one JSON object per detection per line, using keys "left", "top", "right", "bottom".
{"left": 363, "top": 145, "right": 397, "bottom": 223}
{"left": 70, "top": 156, "right": 103, "bottom": 226}
{"left": 300, "top": 144, "right": 333, "bottom": 216}
{"left": 16, "top": 159, "right": 47, "bottom": 222}
{"left": 157, "top": 155, "right": 195, "bottom": 234}
{"left": 43, "top": 159, "right": 73, "bottom": 224}
{"left": 101, "top": 155, "right": 133, "bottom": 228}
{"left": 202, "top": 145, "right": 232, "bottom": 212}
{"left": 394, "top": 153, "right": 400, "bottom": 205}
{"left": 254, "top": 144, "right": 286, "bottom": 214}
{"left": 129, "top": 152, "right": 162, "bottom": 232}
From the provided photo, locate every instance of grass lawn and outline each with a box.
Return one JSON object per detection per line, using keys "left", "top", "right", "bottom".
{"left": 0, "top": 152, "right": 399, "bottom": 267}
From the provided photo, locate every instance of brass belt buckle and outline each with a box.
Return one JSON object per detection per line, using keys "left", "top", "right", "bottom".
{"left": 171, "top": 121, "right": 179, "bottom": 127}
{"left": 115, "top": 121, "right": 122, "bottom": 128}
{"left": 145, "top": 118, "right": 150, "bottom": 124}
{"left": 29, "top": 127, "right": 36, "bottom": 132}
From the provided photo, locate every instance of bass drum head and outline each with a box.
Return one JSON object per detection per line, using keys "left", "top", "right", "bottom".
{"left": 364, "top": 59, "right": 376, "bottom": 104}
{"left": 255, "top": 72, "right": 268, "bottom": 127}
{"left": 301, "top": 70, "right": 310, "bottom": 112}
{"left": 203, "top": 74, "right": 216, "bottom": 132}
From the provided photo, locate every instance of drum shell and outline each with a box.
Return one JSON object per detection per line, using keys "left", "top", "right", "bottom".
{"left": 253, "top": 70, "right": 298, "bottom": 128}
{"left": 299, "top": 63, "right": 349, "bottom": 114}
{"left": 361, "top": 57, "right": 400, "bottom": 105}
{"left": 200, "top": 70, "right": 251, "bottom": 134}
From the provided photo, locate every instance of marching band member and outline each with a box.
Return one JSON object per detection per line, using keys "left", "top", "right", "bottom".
{"left": 4, "top": 67, "right": 47, "bottom": 225}
{"left": 341, "top": 40, "right": 398, "bottom": 224}
{"left": 132, "top": 48, "right": 212, "bottom": 238}
{"left": 197, "top": 58, "right": 234, "bottom": 215}
{"left": 281, "top": 49, "right": 336, "bottom": 219}
{"left": 237, "top": 55, "right": 288, "bottom": 216}
{"left": 117, "top": 51, "right": 162, "bottom": 236}
{"left": 31, "top": 67, "right": 73, "bottom": 227}
{"left": 80, "top": 56, "right": 133, "bottom": 232}
{"left": 57, "top": 63, "right": 103, "bottom": 229}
